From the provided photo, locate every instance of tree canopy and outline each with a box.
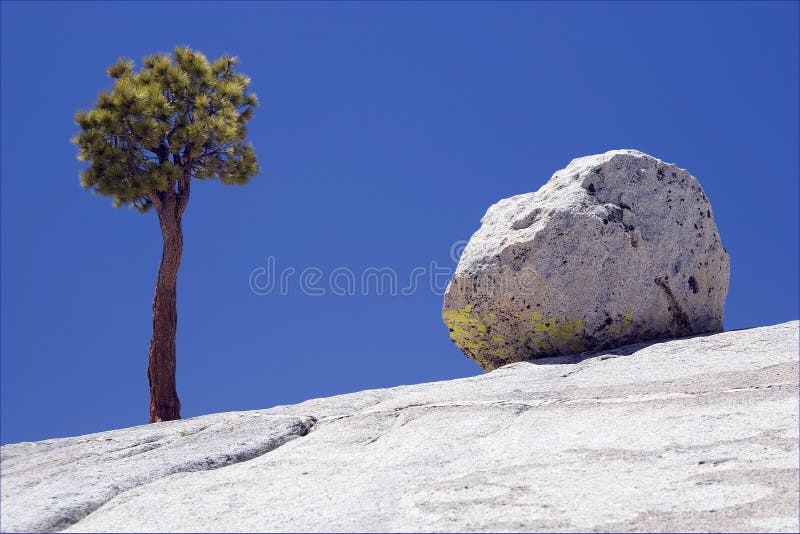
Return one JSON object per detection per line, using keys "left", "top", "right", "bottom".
{"left": 72, "top": 46, "right": 259, "bottom": 213}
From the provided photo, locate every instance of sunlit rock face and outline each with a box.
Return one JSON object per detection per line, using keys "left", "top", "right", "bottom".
{"left": 443, "top": 150, "right": 729, "bottom": 371}
{"left": 1, "top": 323, "right": 796, "bottom": 533}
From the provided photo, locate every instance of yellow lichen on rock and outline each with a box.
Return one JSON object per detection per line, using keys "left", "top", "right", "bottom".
{"left": 605, "top": 312, "right": 634, "bottom": 336}
{"left": 446, "top": 305, "right": 595, "bottom": 368}
{"left": 522, "top": 313, "right": 586, "bottom": 354}
{"left": 443, "top": 304, "right": 492, "bottom": 369}
{"left": 443, "top": 305, "right": 515, "bottom": 370}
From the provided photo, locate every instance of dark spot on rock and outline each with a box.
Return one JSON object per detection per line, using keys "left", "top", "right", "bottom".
{"left": 619, "top": 202, "right": 631, "bottom": 210}
{"left": 587, "top": 183, "right": 596, "bottom": 194}
{"left": 603, "top": 219, "right": 609, "bottom": 225}
{"left": 604, "top": 317, "right": 612, "bottom": 325}
{"left": 511, "top": 208, "right": 542, "bottom": 230}
{"left": 607, "top": 206, "right": 623, "bottom": 223}
{"left": 526, "top": 304, "right": 531, "bottom": 309}
{"left": 509, "top": 248, "right": 530, "bottom": 271}
{"left": 707, "top": 210, "right": 711, "bottom": 218}
{"left": 699, "top": 458, "right": 732, "bottom": 466}
{"left": 688, "top": 276, "right": 699, "bottom": 294}
{"left": 655, "top": 276, "right": 692, "bottom": 335}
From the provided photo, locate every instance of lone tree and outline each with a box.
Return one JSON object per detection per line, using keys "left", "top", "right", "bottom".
{"left": 73, "top": 47, "right": 258, "bottom": 422}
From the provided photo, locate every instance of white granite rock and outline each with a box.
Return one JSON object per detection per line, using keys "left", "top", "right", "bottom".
{"left": 0, "top": 413, "right": 316, "bottom": 532}
{"left": 443, "top": 150, "right": 730, "bottom": 371}
{"left": 1, "top": 322, "right": 797, "bottom": 533}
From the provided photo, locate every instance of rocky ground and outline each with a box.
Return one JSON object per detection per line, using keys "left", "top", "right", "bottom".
{"left": 1, "top": 321, "right": 798, "bottom": 532}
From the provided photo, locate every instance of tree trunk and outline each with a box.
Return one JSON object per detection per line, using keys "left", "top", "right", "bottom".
{"left": 148, "top": 202, "right": 183, "bottom": 423}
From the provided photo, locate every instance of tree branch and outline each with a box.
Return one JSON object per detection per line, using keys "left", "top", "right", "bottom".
{"left": 176, "top": 170, "right": 190, "bottom": 218}
{"left": 149, "top": 189, "right": 164, "bottom": 215}
{"left": 176, "top": 143, "right": 192, "bottom": 218}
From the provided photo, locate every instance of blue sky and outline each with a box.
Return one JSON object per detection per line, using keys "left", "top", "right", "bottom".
{"left": 1, "top": 1, "right": 797, "bottom": 445}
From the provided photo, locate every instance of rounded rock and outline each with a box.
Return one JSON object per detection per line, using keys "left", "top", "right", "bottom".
{"left": 443, "top": 150, "right": 730, "bottom": 371}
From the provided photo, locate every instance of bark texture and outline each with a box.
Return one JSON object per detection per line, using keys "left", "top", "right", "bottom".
{"left": 147, "top": 170, "right": 190, "bottom": 423}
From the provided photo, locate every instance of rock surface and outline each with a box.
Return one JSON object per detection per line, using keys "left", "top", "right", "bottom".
{"left": 2, "top": 321, "right": 797, "bottom": 533}
{"left": 443, "top": 149, "right": 729, "bottom": 371}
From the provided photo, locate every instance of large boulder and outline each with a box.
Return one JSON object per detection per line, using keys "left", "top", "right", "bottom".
{"left": 443, "top": 149, "right": 729, "bottom": 371}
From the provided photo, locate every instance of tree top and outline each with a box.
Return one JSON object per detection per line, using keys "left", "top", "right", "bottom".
{"left": 72, "top": 46, "right": 259, "bottom": 213}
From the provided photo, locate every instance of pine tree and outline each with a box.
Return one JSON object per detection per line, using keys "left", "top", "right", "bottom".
{"left": 72, "top": 47, "right": 259, "bottom": 422}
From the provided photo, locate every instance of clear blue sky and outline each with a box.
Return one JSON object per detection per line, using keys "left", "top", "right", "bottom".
{"left": 1, "top": 1, "right": 797, "bottom": 445}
